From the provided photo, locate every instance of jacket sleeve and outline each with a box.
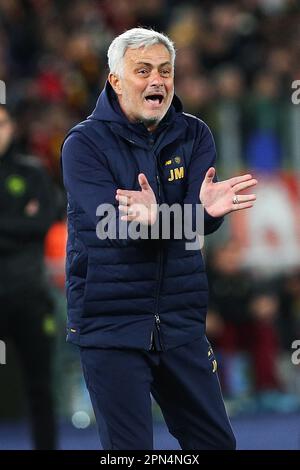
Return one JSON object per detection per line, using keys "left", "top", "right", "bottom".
{"left": 0, "top": 165, "right": 56, "bottom": 240}
{"left": 61, "top": 132, "right": 148, "bottom": 246}
{"left": 183, "top": 121, "right": 224, "bottom": 236}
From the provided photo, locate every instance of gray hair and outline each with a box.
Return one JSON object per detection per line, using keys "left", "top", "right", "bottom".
{"left": 107, "top": 27, "right": 176, "bottom": 76}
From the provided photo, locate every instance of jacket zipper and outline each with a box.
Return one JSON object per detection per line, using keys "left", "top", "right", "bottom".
{"left": 152, "top": 147, "right": 164, "bottom": 351}
{"left": 124, "top": 135, "right": 164, "bottom": 350}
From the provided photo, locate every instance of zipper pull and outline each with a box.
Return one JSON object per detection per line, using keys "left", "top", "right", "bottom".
{"left": 155, "top": 314, "right": 161, "bottom": 329}
{"left": 149, "top": 331, "right": 154, "bottom": 350}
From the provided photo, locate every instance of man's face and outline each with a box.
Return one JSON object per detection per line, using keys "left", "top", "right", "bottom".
{"left": 0, "top": 108, "right": 14, "bottom": 156}
{"left": 109, "top": 43, "right": 174, "bottom": 131}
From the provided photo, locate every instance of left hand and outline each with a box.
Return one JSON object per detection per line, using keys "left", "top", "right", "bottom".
{"left": 200, "top": 167, "right": 257, "bottom": 218}
{"left": 116, "top": 173, "right": 158, "bottom": 226}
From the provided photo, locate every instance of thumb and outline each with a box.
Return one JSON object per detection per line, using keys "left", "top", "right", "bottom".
{"left": 138, "top": 173, "right": 150, "bottom": 191}
{"left": 205, "top": 167, "right": 215, "bottom": 183}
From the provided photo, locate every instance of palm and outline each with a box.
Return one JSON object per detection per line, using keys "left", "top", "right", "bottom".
{"left": 200, "top": 168, "right": 257, "bottom": 217}
{"left": 200, "top": 181, "right": 233, "bottom": 217}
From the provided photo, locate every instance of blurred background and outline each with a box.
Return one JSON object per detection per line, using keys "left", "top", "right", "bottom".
{"left": 0, "top": 0, "right": 300, "bottom": 450}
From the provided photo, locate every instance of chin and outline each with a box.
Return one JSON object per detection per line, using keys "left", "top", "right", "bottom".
{"left": 146, "top": 114, "right": 162, "bottom": 122}
{"left": 140, "top": 116, "right": 161, "bottom": 128}
{"left": 144, "top": 111, "right": 165, "bottom": 123}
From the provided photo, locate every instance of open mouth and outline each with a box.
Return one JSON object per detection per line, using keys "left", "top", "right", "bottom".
{"left": 144, "top": 94, "right": 164, "bottom": 106}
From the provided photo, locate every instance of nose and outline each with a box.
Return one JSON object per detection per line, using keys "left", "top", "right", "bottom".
{"left": 149, "top": 69, "right": 164, "bottom": 87}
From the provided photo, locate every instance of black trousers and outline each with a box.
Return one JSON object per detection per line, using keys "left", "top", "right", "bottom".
{"left": 0, "top": 287, "right": 57, "bottom": 449}
{"left": 80, "top": 335, "right": 236, "bottom": 450}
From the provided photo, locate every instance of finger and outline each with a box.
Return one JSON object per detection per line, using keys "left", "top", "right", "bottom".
{"left": 116, "top": 194, "right": 131, "bottom": 205}
{"left": 138, "top": 173, "right": 150, "bottom": 191}
{"left": 232, "top": 201, "right": 255, "bottom": 211}
{"left": 119, "top": 205, "right": 138, "bottom": 217}
{"left": 233, "top": 194, "right": 256, "bottom": 203}
{"left": 229, "top": 174, "right": 253, "bottom": 187}
{"left": 205, "top": 167, "right": 215, "bottom": 182}
{"left": 120, "top": 214, "right": 136, "bottom": 222}
{"left": 118, "top": 204, "right": 132, "bottom": 214}
{"left": 116, "top": 189, "right": 135, "bottom": 197}
{"left": 233, "top": 179, "right": 258, "bottom": 193}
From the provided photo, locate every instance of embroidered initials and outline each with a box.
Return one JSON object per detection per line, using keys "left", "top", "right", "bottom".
{"left": 168, "top": 166, "right": 184, "bottom": 181}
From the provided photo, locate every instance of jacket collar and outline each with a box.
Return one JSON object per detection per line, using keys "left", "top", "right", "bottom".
{"left": 88, "top": 81, "right": 187, "bottom": 150}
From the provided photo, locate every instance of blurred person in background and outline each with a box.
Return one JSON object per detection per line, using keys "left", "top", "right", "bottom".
{"left": 207, "top": 241, "right": 279, "bottom": 399}
{"left": 206, "top": 240, "right": 254, "bottom": 399}
{"left": 0, "top": 104, "right": 58, "bottom": 449}
{"left": 61, "top": 27, "right": 258, "bottom": 451}
{"left": 248, "top": 290, "right": 281, "bottom": 393}
{"left": 248, "top": 286, "right": 299, "bottom": 412}
{"left": 207, "top": 241, "right": 300, "bottom": 412}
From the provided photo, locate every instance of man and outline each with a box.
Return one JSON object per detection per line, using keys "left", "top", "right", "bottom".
{"left": 61, "top": 28, "right": 257, "bottom": 450}
{"left": 0, "top": 104, "right": 57, "bottom": 449}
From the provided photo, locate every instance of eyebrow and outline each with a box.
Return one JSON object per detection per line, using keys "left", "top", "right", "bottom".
{"left": 134, "top": 61, "right": 172, "bottom": 67}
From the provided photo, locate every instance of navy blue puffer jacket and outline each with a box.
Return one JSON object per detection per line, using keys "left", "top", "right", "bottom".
{"left": 61, "top": 82, "right": 223, "bottom": 350}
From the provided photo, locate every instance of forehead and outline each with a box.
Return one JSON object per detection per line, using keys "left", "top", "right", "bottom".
{"left": 123, "top": 43, "right": 171, "bottom": 67}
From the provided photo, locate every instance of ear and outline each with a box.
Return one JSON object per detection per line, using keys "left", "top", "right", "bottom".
{"left": 108, "top": 72, "right": 122, "bottom": 96}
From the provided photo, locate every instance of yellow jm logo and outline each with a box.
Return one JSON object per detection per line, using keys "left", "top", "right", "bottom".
{"left": 168, "top": 166, "right": 184, "bottom": 182}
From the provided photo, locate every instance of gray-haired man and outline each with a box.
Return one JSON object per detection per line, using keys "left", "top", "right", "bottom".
{"left": 62, "top": 27, "right": 257, "bottom": 450}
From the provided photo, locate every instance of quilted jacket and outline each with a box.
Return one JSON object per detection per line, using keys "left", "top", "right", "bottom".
{"left": 61, "top": 82, "right": 223, "bottom": 350}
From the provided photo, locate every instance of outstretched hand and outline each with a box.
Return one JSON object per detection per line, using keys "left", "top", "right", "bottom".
{"left": 200, "top": 167, "right": 257, "bottom": 218}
